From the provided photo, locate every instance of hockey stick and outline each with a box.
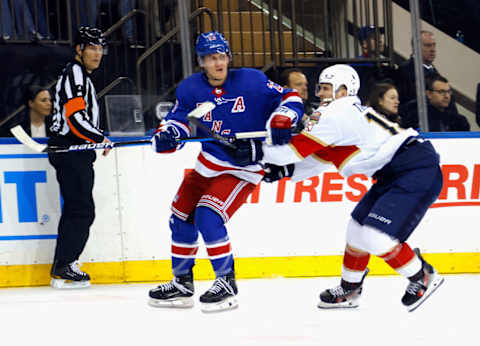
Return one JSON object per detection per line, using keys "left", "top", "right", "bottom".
{"left": 186, "top": 101, "right": 239, "bottom": 149}
{"left": 10, "top": 124, "right": 268, "bottom": 153}
{"left": 10, "top": 102, "right": 219, "bottom": 153}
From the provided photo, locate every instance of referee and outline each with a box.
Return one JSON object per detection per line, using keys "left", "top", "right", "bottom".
{"left": 48, "top": 27, "right": 110, "bottom": 289}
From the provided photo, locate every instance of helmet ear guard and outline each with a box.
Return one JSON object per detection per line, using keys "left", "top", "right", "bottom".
{"left": 317, "top": 64, "right": 360, "bottom": 100}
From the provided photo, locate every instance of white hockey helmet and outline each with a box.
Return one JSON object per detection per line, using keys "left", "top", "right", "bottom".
{"left": 317, "top": 64, "right": 360, "bottom": 98}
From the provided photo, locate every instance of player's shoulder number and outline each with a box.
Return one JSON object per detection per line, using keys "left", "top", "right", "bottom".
{"left": 361, "top": 106, "right": 400, "bottom": 135}
{"left": 267, "top": 80, "right": 284, "bottom": 93}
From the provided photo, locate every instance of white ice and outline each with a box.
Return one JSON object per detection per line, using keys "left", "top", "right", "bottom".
{"left": 0, "top": 274, "right": 477, "bottom": 346}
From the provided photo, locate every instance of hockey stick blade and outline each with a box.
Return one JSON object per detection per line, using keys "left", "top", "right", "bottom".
{"left": 188, "top": 101, "right": 216, "bottom": 119}
{"left": 186, "top": 102, "right": 238, "bottom": 149}
{"left": 10, "top": 125, "right": 48, "bottom": 152}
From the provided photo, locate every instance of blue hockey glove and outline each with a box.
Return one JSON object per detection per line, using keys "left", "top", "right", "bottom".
{"left": 263, "top": 163, "right": 295, "bottom": 183}
{"left": 151, "top": 127, "right": 178, "bottom": 153}
{"left": 230, "top": 139, "right": 264, "bottom": 166}
{"left": 270, "top": 114, "right": 292, "bottom": 145}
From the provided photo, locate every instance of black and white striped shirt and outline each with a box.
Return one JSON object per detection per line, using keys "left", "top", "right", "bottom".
{"left": 50, "top": 60, "right": 104, "bottom": 144}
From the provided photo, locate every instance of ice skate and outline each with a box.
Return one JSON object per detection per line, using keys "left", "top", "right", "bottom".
{"left": 148, "top": 273, "right": 194, "bottom": 308}
{"left": 317, "top": 268, "right": 369, "bottom": 309}
{"left": 50, "top": 261, "right": 91, "bottom": 289}
{"left": 200, "top": 272, "right": 238, "bottom": 313}
{"left": 402, "top": 248, "right": 444, "bottom": 312}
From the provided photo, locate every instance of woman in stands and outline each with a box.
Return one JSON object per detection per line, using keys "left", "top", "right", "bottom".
{"left": 367, "top": 82, "right": 401, "bottom": 124}
{"left": 0, "top": 85, "right": 52, "bottom": 137}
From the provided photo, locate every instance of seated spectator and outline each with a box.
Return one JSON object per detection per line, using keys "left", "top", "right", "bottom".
{"left": 1, "top": 85, "right": 52, "bottom": 137}
{"left": 352, "top": 25, "right": 396, "bottom": 103}
{"left": 366, "top": 82, "right": 401, "bottom": 124}
{"left": 400, "top": 74, "right": 470, "bottom": 132}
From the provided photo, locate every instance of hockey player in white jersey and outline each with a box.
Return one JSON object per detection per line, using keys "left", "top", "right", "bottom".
{"left": 235, "top": 64, "right": 444, "bottom": 312}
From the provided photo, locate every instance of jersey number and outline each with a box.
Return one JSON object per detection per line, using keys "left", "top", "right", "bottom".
{"left": 364, "top": 111, "right": 399, "bottom": 135}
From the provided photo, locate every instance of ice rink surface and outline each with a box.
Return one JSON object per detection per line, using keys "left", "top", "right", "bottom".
{"left": 0, "top": 274, "right": 477, "bottom": 346}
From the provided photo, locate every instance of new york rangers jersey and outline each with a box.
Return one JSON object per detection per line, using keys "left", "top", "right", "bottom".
{"left": 163, "top": 68, "right": 304, "bottom": 184}
{"left": 262, "top": 96, "right": 419, "bottom": 181}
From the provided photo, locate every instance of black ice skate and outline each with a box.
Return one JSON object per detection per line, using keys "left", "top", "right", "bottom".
{"left": 199, "top": 272, "right": 238, "bottom": 312}
{"left": 50, "top": 261, "right": 91, "bottom": 289}
{"left": 402, "top": 248, "right": 444, "bottom": 312}
{"left": 317, "top": 268, "right": 369, "bottom": 309}
{"left": 148, "top": 273, "right": 194, "bottom": 308}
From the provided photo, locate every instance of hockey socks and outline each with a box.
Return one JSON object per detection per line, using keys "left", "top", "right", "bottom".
{"left": 195, "top": 207, "right": 234, "bottom": 276}
{"left": 341, "top": 245, "right": 370, "bottom": 283}
{"left": 169, "top": 215, "right": 199, "bottom": 276}
{"left": 379, "top": 242, "right": 422, "bottom": 278}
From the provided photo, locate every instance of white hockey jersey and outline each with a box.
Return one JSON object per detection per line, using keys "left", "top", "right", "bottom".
{"left": 262, "top": 96, "right": 419, "bottom": 181}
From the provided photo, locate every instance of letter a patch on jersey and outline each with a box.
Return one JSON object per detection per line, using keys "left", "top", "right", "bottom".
{"left": 231, "top": 96, "right": 246, "bottom": 113}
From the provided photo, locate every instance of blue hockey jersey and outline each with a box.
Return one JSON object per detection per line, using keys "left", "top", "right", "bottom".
{"left": 161, "top": 68, "right": 304, "bottom": 184}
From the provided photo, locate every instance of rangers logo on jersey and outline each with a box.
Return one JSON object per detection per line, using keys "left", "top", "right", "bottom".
{"left": 212, "top": 87, "right": 226, "bottom": 97}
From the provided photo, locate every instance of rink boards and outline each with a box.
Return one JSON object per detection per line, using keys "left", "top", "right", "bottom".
{"left": 0, "top": 134, "right": 479, "bottom": 287}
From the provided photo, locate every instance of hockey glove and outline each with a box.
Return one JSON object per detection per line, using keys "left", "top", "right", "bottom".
{"left": 230, "top": 139, "right": 264, "bottom": 167}
{"left": 270, "top": 114, "right": 292, "bottom": 145}
{"left": 151, "top": 127, "right": 178, "bottom": 153}
{"left": 263, "top": 163, "right": 295, "bottom": 183}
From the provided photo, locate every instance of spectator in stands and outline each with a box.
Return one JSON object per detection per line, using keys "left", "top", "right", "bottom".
{"left": 352, "top": 25, "right": 396, "bottom": 103}
{"left": 0, "top": 0, "right": 14, "bottom": 40}
{"left": 357, "top": 25, "right": 385, "bottom": 58}
{"left": 367, "top": 82, "right": 401, "bottom": 124}
{"left": 22, "top": 85, "right": 52, "bottom": 136}
{"left": 120, "top": 0, "right": 143, "bottom": 48}
{"left": 279, "top": 68, "right": 312, "bottom": 115}
{"left": 0, "top": 85, "right": 52, "bottom": 137}
{"left": 13, "top": 0, "right": 50, "bottom": 40}
{"left": 71, "top": 1, "right": 99, "bottom": 32}
{"left": 400, "top": 74, "right": 470, "bottom": 132}
{"left": 396, "top": 30, "right": 438, "bottom": 103}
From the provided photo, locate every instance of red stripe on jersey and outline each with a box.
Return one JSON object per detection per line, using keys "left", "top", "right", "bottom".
{"left": 198, "top": 153, "right": 237, "bottom": 172}
{"left": 343, "top": 246, "right": 370, "bottom": 271}
{"left": 379, "top": 243, "right": 415, "bottom": 270}
{"left": 206, "top": 243, "right": 231, "bottom": 257}
{"left": 171, "top": 245, "right": 199, "bottom": 256}
{"left": 198, "top": 153, "right": 264, "bottom": 175}
{"left": 282, "top": 91, "right": 300, "bottom": 100}
{"left": 290, "top": 133, "right": 328, "bottom": 158}
{"left": 313, "top": 145, "right": 360, "bottom": 170}
{"left": 291, "top": 134, "right": 360, "bottom": 169}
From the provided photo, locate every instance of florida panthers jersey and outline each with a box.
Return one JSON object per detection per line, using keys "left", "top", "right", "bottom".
{"left": 163, "top": 68, "right": 304, "bottom": 184}
{"left": 262, "top": 96, "right": 419, "bottom": 181}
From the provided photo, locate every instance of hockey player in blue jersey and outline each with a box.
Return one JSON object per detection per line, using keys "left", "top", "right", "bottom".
{"left": 147, "top": 31, "right": 304, "bottom": 312}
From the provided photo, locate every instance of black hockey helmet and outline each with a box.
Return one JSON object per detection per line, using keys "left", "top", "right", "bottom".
{"left": 74, "top": 27, "right": 106, "bottom": 49}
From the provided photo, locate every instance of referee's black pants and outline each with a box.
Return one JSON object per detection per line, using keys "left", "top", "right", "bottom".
{"left": 48, "top": 150, "right": 96, "bottom": 269}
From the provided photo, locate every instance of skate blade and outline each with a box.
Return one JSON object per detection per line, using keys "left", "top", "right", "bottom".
{"left": 50, "top": 278, "right": 91, "bottom": 289}
{"left": 317, "top": 299, "right": 360, "bottom": 309}
{"left": 148, "top": 297, "right": 194, "bottom": 309}
{"left": 407, "top": 273, "right": 445, "bottom": 312}
{"left": 200, "top": 296, "right": 238, "bottom": 313}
